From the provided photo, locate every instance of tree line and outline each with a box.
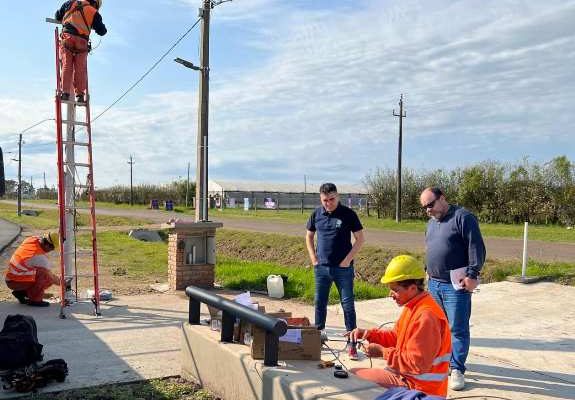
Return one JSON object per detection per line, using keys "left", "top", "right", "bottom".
{"left": 364, "top": 156, "right": 575, "bottom": 226}
{"left": 1, "top": 179, "right": 196, "bottom": 207}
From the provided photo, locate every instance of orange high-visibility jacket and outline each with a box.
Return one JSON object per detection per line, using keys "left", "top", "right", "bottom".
{"left": 62, "top": 0, "right": 98, "bottom": 39}
{"left": 365, "top": 292, "right": 452, "bottom": 397}
{"left": 5, "top": 237, "right": 51, "bottom": 283}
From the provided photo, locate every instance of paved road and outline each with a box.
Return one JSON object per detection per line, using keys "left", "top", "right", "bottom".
{"left": 2, "top": 200, "right": 575, "bottom": 262}
{"left": 0, "top": 218, "right": 21, "bottom": 253}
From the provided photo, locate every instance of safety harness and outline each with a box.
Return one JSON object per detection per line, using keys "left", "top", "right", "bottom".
{"left": 61, "top": 1, "right": 95, "bottom": 53}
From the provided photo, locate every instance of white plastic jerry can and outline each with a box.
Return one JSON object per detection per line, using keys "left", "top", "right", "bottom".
{"left": 267, "top": 275, "right": 284, "bottom": 299}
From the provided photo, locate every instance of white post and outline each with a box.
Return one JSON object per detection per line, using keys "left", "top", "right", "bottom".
{"left": 64, "top": 103, "right": 76, "bottom": 300}
{"left": 521, "top": 222, "right": 529, "bottom": 278}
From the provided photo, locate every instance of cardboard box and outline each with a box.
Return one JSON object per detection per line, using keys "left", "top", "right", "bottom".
{"left": 250, "top": 315, "right": 321, "bottom": 361}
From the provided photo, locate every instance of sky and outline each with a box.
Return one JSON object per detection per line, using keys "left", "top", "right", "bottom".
{"left": 0, "top": 0, "right": 574, "bottom": 190}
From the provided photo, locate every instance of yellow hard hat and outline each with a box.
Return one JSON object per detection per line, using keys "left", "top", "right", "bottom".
{"left": 381, "top": 255, "right": 425, "bottom": 284}
{"left": 45, "top": 232, "right": 60, "bottom": 249}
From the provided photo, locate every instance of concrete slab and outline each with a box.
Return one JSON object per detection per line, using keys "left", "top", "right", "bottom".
{"left": 352, "top": 281, "right": 575, "bottom": 399}
{"left": 0, "top": 294, "right": 190, "bottom": 399}
{"left": 0, "top": 282, "right": 573, "bottom": 399}
{"left": 181, "top": 323, "right": 384, "bottom": 400}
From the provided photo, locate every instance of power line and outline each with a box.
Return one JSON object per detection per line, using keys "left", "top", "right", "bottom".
{"left": 1, "top": 18, "right": 202, "bottom": 157}
{"left": 91, "top": 17, "right": 202, "bottom": 123}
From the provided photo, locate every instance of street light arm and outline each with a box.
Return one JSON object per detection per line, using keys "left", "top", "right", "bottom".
{"left": 20, "top": 118, "right": 55, "bottom": 135}
{"left": 174, "top": 57, "right": 202, "bottom": 71}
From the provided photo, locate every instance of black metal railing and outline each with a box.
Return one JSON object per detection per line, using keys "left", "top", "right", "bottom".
{"left": 185, "top": 285, "right": 288, "bottom": 366}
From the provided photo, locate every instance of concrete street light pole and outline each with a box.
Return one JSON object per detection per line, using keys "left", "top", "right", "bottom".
{"left": 196, "top": 0, "right": 211, "bottom": 222}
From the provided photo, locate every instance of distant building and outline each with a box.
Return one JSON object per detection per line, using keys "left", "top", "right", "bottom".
{"left": 207, "top": 180, "right": 367, "bottom": 210}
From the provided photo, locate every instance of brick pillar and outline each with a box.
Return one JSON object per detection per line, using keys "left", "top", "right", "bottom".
{"left": 168, "top": 231, "right": 215, "bottom": 290}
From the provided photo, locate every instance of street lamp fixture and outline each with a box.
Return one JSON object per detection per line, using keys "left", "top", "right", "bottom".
{"left": 174, "top": 57, "right": 202, "bottom": 71}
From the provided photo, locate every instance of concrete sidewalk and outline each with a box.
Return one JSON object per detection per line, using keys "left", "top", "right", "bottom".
{"left": 0, "top": 281, "right": 573, "bottom": 399}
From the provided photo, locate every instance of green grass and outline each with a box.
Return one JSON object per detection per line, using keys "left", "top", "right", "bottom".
{"left": 198, "top": 208, "right": 575, "bottom": 243}
{"left": 216, "top": 257, "right": 388, "bottom": 304}
{"left": 0, "top": 202, "right": 153, "bottom": 230}
{"left": 23, "top": 377, "right": 214, "bottom": 400}
{"left": 76, "top": 231, "right": 167, "bottom": 278}
{"left": 15, "top": 199, "right": 575, "bottom": 242}
{"left": 482, "top": 259, "right": 575, "bottom": 285}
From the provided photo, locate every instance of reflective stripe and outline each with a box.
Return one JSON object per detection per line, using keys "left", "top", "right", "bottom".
{"left": 408, "top": 372, "right": 449, "bottom": 382}
{"left": 8, "top": 268, "right": 35, "bottom": 276}
{"left": 432, "top": 353, "right": 451, "bottom": 366}
{"left": 9, "top": 263, "right": 35, "bottom": 275}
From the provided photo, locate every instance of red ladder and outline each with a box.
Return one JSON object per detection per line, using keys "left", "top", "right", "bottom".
{"left": 53, "top": 28, "right": 101, "bottom": 317}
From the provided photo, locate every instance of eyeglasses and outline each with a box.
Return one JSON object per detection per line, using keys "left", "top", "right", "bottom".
{"left": 422, "top": 198, "right": 437, "bottom": 210}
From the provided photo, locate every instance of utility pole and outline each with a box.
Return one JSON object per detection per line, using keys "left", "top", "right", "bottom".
{"left": 128, "top": 155, "right": 135, "bottom": 206}
{"left": 195, "top": 0, "right": 211, "bottom": 222}
{"left": 17, "top": 134, "right": 22, "bottom": 216}
{"left": 393, "top": 94, "right": 406, "bottom": 223}
{"left": 43, "top": 172, "right": 47, "bottom": 189}
{"left": 186, "top": 161, "right": 190, "bottom": 208}
{"left": 30, "top": 176, "right": 33, "bottom": 198}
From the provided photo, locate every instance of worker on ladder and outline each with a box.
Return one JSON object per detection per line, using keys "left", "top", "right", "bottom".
{"left": 55, "top": 0, "right": 107, "bottom": 103}
{"left": 4, "top": 233, "right": 61, "bottom": 307}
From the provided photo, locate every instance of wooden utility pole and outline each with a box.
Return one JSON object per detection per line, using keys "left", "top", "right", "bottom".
{"left": 393, "top": 94, "right": 406, "bottom": 223}
{"left": 128, "top": 155, "right": 135, "bottom": 205}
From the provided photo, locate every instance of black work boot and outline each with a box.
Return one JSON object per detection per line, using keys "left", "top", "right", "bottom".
{"left": 27, "top": 300, "right": 50, "bottom": 307}
{"left": 75, "top": 93, "right": 85, "bottom": 103}
{"left": 12, "top": 290, "right": 28, "bottom": 304}
{"left": 60, "top": 92, "right": 70, "bottom": 101}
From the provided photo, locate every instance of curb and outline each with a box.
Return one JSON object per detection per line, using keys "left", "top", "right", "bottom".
{"left": 0, "top": 218, "right": 22, "bottom": 254}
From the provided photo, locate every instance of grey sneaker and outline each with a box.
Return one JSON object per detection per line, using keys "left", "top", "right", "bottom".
{"left": 449, "top": 369, "right": 465, "bottom": 390}
{"left": 320, "top": 330, "right": 328, "bottom": 343}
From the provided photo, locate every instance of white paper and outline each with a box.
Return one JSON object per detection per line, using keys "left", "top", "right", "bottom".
{"left": 449, "top": 267, "right": 467, "bottom": 290}
{"left": 280, "top": 328, "right": 302, "bottom": 344}
{"left": 234, "top": 291, "right": 253, "bottom": 307}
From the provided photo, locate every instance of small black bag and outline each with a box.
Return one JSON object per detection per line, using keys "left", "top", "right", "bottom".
{"left": 0, "top": 315, "right": 43, "bottom": 370}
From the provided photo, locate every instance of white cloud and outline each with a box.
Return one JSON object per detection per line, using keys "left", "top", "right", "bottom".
{"left": 1, "top": 0, "right": 574, "bottom": 188}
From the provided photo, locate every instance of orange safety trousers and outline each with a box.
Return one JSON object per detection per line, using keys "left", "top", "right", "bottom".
{"left": 60, "top": 33, "right": 89, "bottom": 96}
{"left": 6, "top": 268, "right": 55, "bottom": 302}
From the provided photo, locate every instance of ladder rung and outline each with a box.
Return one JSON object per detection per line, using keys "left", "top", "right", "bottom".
{"left": 63, "top": 162, "right": 90, "bottom": 167}
{"left": 62, "top": 140, "right": 90, "bottom": 147}
{"left": 62, "top": 119, "right": 88, "bottom": 127}
{"left": 76, "top": 184, "right": 91, "bottom": 188}
{"left": 59, "top": 98, "right": 87, "bottom": 107}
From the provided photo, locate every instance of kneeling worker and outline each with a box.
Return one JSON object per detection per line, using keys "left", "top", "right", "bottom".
{"left": 5, "top": 232, "right": 61, "bottom": 307}
{"left": 350, "top": 255, "right": 452, "bottom": 397}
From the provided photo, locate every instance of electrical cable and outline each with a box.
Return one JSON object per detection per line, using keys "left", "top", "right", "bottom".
{"left": 91, "top": 17, "right": 201, "bottom": 123}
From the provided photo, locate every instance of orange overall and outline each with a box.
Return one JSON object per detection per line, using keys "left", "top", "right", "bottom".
{"left": 5, "top": 237, "right": 56, "bottom": 302}
{"left": 352, "top": 292, "right": 452, "bottom": 397}
{"left": 59, "top": 1, "right": 98, "bottom": 96}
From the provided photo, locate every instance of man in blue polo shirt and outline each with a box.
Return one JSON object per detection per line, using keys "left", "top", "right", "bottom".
{"left": 420, "top": 187, "right": 486, "bottom": 391}
{"left": 306, "top": 183, "right": 365, "bottom": 341}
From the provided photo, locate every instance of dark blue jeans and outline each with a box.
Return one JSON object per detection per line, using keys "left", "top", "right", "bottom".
{"left": 428, "top": 278, "right": 472, "bottom": 374}
{"left": 314, "top": 263, "right": 357, "bottom": 332}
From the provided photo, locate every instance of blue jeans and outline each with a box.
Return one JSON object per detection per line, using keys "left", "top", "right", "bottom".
{"left": 428, "top": 278, "right": 472, "bottom": 374}
{"left": 314, "top": 263, "right": 356, "bottom": 332}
